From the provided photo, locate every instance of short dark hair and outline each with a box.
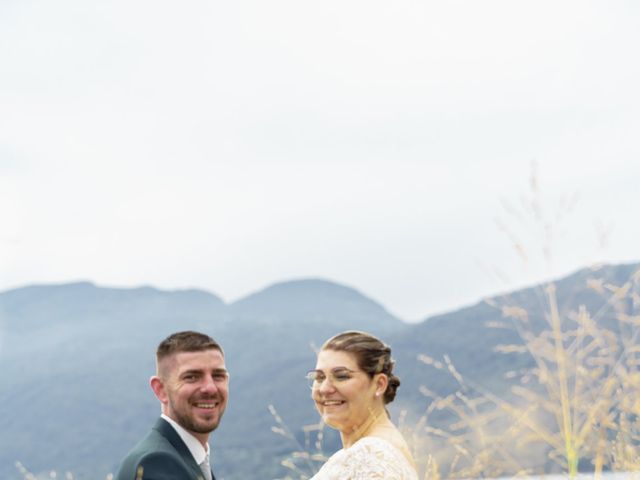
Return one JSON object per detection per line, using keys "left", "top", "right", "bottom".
{"left": 321, "top": 330, "right": 401, "bottom": 405}
{"left": 156, "top": 331, "right": 224, "bottom": 363}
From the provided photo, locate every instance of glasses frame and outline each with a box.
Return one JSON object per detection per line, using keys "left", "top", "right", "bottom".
{"left": 305, "top": 367, "right": 364, "bottom": 390}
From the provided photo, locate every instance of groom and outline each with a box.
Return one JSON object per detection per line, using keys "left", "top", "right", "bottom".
{"left": 116, "top": 331, "right": 229, "bottom": 480}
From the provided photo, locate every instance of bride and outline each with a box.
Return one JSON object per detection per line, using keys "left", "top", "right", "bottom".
{"left": 306, "top": 331, "right": 418, "bottom": 480}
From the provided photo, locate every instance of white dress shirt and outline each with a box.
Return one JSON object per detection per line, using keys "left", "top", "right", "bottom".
{"left": 160, "top": 414, "right": 211, "bottom": 468}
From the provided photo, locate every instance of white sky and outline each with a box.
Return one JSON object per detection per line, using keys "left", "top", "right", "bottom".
{"left": 1, "top": 0, "right": 639, "bottom": 322}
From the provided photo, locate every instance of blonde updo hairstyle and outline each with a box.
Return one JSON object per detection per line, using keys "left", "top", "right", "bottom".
{"left": 321, "top": 330, "right": 401, "bottom": 405}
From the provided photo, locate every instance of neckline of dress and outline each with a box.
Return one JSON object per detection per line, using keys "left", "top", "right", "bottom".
{"left": 347, "top": 434, "right": 417, "bottom": 470}
{"left": 347, "top": 434, "right": 396, "bottom": 450}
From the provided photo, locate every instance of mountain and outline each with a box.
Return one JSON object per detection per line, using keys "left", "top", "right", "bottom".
{"left": 0, "top": 278, "right": 405, "bottom": 480}
{"left": 0, "top": 263, "right": 638, "bottom": 479}
{"left": 229, "top": 278, "right": 401, "bottom": 330}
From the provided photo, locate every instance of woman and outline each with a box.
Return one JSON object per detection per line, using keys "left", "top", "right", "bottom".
{"left": 307, "top": 331, "right": 418, "bottom": 480}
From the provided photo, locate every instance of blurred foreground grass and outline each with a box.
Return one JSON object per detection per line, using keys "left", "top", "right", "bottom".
{"left": 415, "top": 267, "right": 640, "bottom": 479}
{"left": 15, "top": 461, "right": 113, "bottom": 480}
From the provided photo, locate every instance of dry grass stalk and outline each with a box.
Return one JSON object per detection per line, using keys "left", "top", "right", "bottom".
{"left": 268, "top": 404, "right": 327, "bottom": 480}
{"left": 412, "top": 165, "right": 640, "bottom": 478}
{"left": 414, "top": 268, "right": 640, "bottom": 478}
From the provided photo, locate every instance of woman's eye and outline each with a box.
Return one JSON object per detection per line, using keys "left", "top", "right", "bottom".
{"left": 334, "top": 373, "right": 351, "bottom": 381}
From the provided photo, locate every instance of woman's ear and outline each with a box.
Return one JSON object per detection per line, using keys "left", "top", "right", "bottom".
{"left": 375, "top": 373, "right": 389, "bottom": 398}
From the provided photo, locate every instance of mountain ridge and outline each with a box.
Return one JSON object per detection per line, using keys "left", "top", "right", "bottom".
{"left": 0, "top": 261, "right": 638, "bottom": 479}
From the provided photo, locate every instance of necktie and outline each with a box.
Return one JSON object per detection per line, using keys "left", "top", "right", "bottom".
{"left": 200, "top": 452, "right": 213, "bottom": 480}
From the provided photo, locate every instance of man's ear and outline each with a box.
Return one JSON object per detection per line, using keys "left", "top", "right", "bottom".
{"left": 150, "top": 376, "right": 168, "bottom": 405}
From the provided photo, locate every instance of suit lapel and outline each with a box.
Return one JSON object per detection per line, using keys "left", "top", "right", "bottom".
{"left": 153, "top": 418, "right": 209, "bottom": 479}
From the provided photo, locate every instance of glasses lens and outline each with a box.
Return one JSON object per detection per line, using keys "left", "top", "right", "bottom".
{"left": 306, "top": 371, "right": 318, "bottom": 389}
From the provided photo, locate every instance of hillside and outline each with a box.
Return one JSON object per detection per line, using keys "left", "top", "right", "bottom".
{"left": 0, "top": 263, "right": 638, "bottom": 479}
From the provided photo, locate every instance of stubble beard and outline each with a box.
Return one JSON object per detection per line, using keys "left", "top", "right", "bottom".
{"left": 171, "top": 395, "right": 225, "bottom": 434}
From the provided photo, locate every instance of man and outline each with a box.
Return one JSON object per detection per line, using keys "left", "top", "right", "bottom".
{"left": 116, "top": 331, "right": 229, "bottom": 480}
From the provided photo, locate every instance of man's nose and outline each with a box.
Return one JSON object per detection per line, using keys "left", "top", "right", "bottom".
{"left": 200, "top": 376, "right": 220, "bottom": 394}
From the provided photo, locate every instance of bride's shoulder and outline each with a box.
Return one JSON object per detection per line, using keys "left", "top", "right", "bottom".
{"left": 353, "top": 435, "right": 406, "bottom": 457}
{"left": 354, "top": 435, "right": 396, "bottom": 449}
{"left": 353, "top": 436, "right": 417, "bottom": 475}
{"left": 313, "top": 436, "right": 418, "bottom": 480}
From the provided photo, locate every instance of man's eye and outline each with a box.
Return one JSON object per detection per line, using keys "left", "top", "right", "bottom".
{"left": 183, "top": 375, "right": 198, "bottom": 382}
{"left": 213, "top": 373, "right": 227, "bottom": 381}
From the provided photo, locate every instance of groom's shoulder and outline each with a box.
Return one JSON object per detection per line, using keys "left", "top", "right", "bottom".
{"left": 115, "top": 426, "right": 185, "bottom": 479}
{"left": 131, "top": 426, "right": 177, "bottom": 454}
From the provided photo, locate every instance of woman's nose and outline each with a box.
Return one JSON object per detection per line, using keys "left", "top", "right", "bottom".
{"left": 318, "top": 377, "right": 336, "bottom": 393}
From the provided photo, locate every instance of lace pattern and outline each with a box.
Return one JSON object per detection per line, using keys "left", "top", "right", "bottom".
{"left": 311, "top": 436, "right": 418, "bottom": 480}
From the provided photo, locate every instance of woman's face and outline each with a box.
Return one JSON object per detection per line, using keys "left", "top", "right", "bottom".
{"left": 311, "top": 349, "right": 379, "bottom": 433}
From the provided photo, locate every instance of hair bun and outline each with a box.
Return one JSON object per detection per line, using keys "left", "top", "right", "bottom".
{"left": 383, "top": 374, "right": 401, "bottom": 404}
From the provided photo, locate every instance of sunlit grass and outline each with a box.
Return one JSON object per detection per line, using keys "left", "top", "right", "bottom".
{"left": 268, "top": 404, "right": 328, "bottom": 480}
{"left": 410, "top": 165, "right": 640, "bottom": 478}
{"left": 414, "top": 266, "right": 640, "bottom": 478}
{"left": 15, "top": 461, "right": 113, "bottom": 480}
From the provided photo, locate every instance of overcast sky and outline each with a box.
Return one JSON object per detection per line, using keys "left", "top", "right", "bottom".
{"left": 1, "top": 0, "right": 639, "bottom": 322}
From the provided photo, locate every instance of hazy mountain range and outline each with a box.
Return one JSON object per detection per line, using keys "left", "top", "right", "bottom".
{"left": 0, "top": 262, "right": 638, "bottom": 480}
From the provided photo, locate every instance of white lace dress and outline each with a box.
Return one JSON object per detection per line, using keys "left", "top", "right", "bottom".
{"left": 311, "top": 436, "right": 418, "bottom": 480}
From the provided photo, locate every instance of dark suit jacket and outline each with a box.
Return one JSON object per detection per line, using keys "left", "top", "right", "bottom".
{"left": 116, "top": 417, "right": 216, "bottom": 480}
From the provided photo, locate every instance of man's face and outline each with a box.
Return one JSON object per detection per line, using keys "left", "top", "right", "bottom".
{"left": 153, "top": 349, "right": 229, "bottom": 442}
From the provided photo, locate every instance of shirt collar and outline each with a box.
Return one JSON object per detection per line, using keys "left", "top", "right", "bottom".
{"left": 161, "top": 414, "right": 210, "bottom": 465}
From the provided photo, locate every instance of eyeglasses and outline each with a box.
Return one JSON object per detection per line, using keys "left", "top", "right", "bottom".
{"left": 305, "top": 367, "right": 361, "bottom": 390}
